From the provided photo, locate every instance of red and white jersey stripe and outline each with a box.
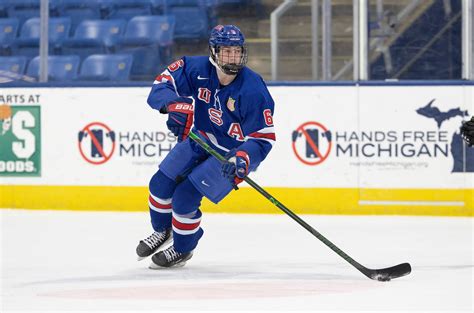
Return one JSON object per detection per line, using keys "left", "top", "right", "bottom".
{"left": 245, "top": 126, "right": 276, "bottom": 146}
{"left": 172, "top": 212, "right": 202, "bottom": 235}
{"left": 199, "top": 130, "right": 230, "bottom": 152}
{"left": 153, "top": 69, "right": 180, "bottom": 96}
{"left": 148, "top": 194, "right": 172, "bottom": 214}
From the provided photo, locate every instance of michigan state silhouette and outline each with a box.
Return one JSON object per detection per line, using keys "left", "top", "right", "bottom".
{"left": 416, "top": 99, "right": 472, "bottom": 172}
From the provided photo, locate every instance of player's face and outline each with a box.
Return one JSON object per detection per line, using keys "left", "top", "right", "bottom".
{"left": 218, "top": 46, "right": 243, "bottom": 65}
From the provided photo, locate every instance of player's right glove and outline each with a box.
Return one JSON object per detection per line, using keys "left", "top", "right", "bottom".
{"left": 164, "top": 97, "right": 194, "bottom": 142}
{"left": 461, "top": 116, "right": 474, "bottom": 147}
{"left": 221, "top": 150, "right": 250, "bottom": 187}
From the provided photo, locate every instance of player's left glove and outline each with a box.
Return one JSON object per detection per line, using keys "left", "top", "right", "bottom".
{"left": 221, "top": 150, "right": 250, "bottom": 186}
{"left": 165, "top": 97, "right": 194, "bottom": 142}
{"left": 461, "top": 116, "right": 474, "bottom": 147}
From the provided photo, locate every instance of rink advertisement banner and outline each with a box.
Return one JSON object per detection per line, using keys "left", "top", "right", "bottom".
{"left": 1, "top": 88, "right": 175, "bottom": 186}
{"left": 0, "top": 102, "right": 41, "bottom": 176}
{"left": 265, "top": 86, "right": 473, "bottom": 189}
{"left": 0, "top": 86, "right": 472, "bottom": 216}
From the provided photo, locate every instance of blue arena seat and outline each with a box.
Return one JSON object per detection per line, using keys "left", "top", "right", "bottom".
{"left": 216, "top": 0, "right": 249, "bottom": 5}
{"left": 150, "top": 0, "right": 167, "bottom": 14}
{"left": 115, "top": 15, "right": 174, "bottom": 80}
{"left": 0, "top": 56, "right": 28, "bottom": 75}
{"left": 6, "top": 0, "right": 40, "bottom": 25}
{"left": 56, "top": 0, "right": 102, "bottom": 31}
{"left": 160, "top": 0, "right": 220, "bottom": 7}
{"left": 105, "top": 0, "right": 153, "bottom": 20}
{"left": 0, "top": 18, "right": 19, "bottom": 55}
{"left": 120, "top": 15, "right": 174, "bottom": 45}
{"left": 26, "top": 55, "right": 80, "bottom": 81}
{"left": 78, "top": 54, "right": 132, "bottom": 81}
{"left": 168, "top": 0, "right": 204, "bottom": 6}
{"left": 62, "top": 19, "right": 126, "bottom": 60}
{"left": 0, "top": 2, "right": 8, "bottom": 18}
{"left": 169, "top": 7, "right": 208, "bottom": 40}
{"left": 14, "top": 17, "right": 71, "bottom": 56}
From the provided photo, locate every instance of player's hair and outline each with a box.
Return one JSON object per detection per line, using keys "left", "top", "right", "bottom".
{"left": 209, "top": 25, "right": 248, "bottom": 75}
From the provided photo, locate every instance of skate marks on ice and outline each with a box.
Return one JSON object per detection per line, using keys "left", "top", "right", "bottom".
{"left": 21, "top": 261, "right": 382, "bottom": 301}
{"left": 37, "top": 280, "right": 381, "bottom": 301}
{"left": 34, "top": 265, "right": 382, "bottom": 301}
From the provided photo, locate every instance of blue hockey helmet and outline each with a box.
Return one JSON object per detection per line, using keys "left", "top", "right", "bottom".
{"left": 209, "top": 25, "right": 248, "bottom": 75}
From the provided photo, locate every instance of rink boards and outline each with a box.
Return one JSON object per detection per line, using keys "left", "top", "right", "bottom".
{"left": 0, "top": 84, "right": 473, "bottom": 216}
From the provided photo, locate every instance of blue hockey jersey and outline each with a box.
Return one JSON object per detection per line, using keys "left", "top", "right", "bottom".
{"left": 147, "top": 56, "right": 276, "bottom": 169}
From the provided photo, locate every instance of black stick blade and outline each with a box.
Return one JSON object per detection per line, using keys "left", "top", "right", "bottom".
{"left": 369, "top": 263, "right": 412, "bottom": 281}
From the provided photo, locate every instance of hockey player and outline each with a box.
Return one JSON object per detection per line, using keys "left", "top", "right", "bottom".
{"left": 461, "top": 116, "right": 474, "bottom": 147}
{"left": 136, "top": 25, "right": 276, "bottom": 268}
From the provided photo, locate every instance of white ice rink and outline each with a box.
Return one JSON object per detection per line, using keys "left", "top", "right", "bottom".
{"left": 1, "top": 209, "right": 473, "bottom": 312}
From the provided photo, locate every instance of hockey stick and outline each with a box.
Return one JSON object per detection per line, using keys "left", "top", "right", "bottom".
{"left": 189, "top": 131, "right": 411, "bottom": 281}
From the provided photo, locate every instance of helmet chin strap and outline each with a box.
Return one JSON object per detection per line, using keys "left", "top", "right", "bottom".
{"left": 209, "top": 55, "right": 221, "bottom": 72}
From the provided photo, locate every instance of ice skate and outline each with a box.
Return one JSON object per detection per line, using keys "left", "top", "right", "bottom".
{"left": 136, "top": 229, "right": 172, "bottom": 261}
{"left": 149, "top": 245, "right": 193, "bottom": 269}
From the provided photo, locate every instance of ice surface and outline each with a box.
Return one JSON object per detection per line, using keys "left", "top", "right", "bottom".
{"left": 1, "top": 210, "right": 473, "bottom": 312}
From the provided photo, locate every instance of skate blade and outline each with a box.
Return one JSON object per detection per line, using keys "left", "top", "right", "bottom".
{"left": 148, "top": 261, "right": 187, "bottom": 270}
{"left": 136, "top": 236, "right": 173, "bottom": 262}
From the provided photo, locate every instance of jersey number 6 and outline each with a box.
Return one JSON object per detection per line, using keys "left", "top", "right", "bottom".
{"left": 263, "top": 109, "right": 273, "bottom": 126}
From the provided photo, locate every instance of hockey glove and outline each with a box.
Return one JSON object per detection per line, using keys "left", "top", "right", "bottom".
{"left": 461, "top": 116, "right": 474, "bottom": 147}
{"left": 221, "top": 150, "right": 250, "bottom": 186}
{"left": 165, "top": 97, "right": 194, "bottom": 142}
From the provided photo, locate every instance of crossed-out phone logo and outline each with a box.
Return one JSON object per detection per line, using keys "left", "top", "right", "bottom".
{"left": 292, "top": 121, "right": 332, "bottom": 166}
{"left": 78, "top": 122, "right": 116, "bottom": 165}
{"left": 0, "top": 104, "right": 41, "bottom": 176}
